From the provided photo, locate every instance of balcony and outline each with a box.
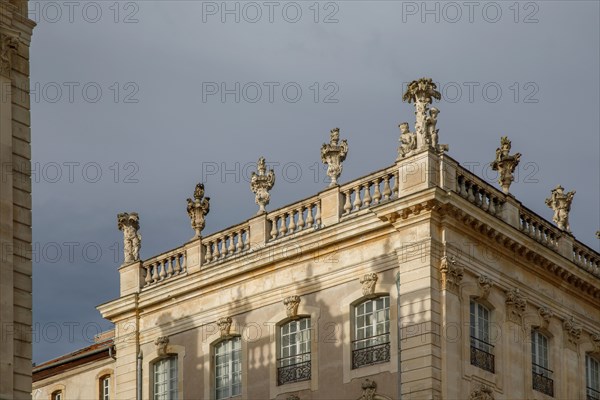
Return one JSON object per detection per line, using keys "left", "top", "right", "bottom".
{"left": 532, "top": 364, "right": 554, "bottom": 397}
{"left": 470, "top": 336, "right": 495, "bottom": 373}
{"left": 277, "top": 353, "right": 311, "bottom": 385}
{"left": 587, "top": 387, "right": 600, "bottom": 400}
{"left": 352, "top": 335, "right": 390, "bottom": 369}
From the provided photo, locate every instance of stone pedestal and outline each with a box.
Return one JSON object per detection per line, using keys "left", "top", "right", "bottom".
{"left": 119, "top": 261, "right": 144, "bottom": 296}
{"left": 319, "top": 186, "right": 341, "bottom": 227}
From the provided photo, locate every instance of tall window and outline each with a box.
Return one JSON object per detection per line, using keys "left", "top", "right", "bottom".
{"left": 215, "top": 337, "right": 241, "bottom": 399}
{"left": 278, "top": 318, "right": 311, "bottom": 385}
{"left": 587, "top": 355, "right": 600, "bottom": 400}
{"left": 52, "top": 391, "right": 62, "bottom": 400}
{"left": 531, "top": 330, "right": 553, "bottom": 396}
{"left": 352, "top": 296, "right": 390, "bottom": 369}
{"left": 100, "top": 375, "right": 110, "bottom": 400}
{"left": 469, "top": 300, "right": 494, "bottom": 373}
{"left": 153, "top": 356, "right": 178, "bottom": 400}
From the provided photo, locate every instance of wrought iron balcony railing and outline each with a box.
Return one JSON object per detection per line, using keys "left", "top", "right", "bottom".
{"left": 586, "top": 387, "right": 600, "bottom": 400}
{"left": 532, "top": 363, "right": 554, "bottom": 397}
{"left": 470, "top": 336, "right": 495, "bottom": 373}
{"left": 277, "top": 353, "right": 311, "bottom": 385}
{"left": 352, "top": 334, "right": 390, "bottom": 369}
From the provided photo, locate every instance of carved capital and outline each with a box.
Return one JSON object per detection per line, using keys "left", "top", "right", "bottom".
{"left": 440, "top": 255, "right": 463, "bottom": 294}
{"left": 321, "top": 127, "right": 348, "bottom": 187}
{"left": 154, "top": 336, "right": 169, "bottom": 356}
{"left": 186, "top": 183, "right": 210, "bottom": 238}
{"left": 505, "top": 288, "right": 527, "bottom": 325}
{"left": 360, "top": 273, "right": 378, "bottom": 296}
{"left": 0, "top": 30, "right": 19, "bottom": 78}
{"left": 250, "top": 157, "right": 275, "bottom": 214}
{"left": 591, "top": 332, "right": 600, "bottom": 352}
{"left": 563, "top": 316, "right": 582, "bottom": 348}
{"left": 217, "top": 317, "right": 233, "bottom": 338}
{"left": 477, "top": 275, "right": 493, "bottom": 300}
{"left": 283, "top": 295, "right": 301, "bottom": 318}
{"left": 117, "top": 212, "right": 141, "bottom": 264}
{"left": 470, "top": 384, "right": 494, "bottom": 400}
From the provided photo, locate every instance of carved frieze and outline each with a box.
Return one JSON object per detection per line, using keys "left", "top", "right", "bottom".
{"left": 505, "top": 288, "right": 527, "bottom": 325}
{"left": 283, "top": 295, "right": 301, "bottom": 318}
{"left": 440, "top": 255, "right": 463, "bottom": 294}
{"left": 360, "top": 273, "right": 378, "bottom": 296}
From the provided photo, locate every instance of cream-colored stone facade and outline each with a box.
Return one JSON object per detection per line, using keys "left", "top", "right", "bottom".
{"left": 33, "top": 80, "right": 599, "bottom": 400}
{"left": 0, "top": 1, "right": 34, "bottom": 399}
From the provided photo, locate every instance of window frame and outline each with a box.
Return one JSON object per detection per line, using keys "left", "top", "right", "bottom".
{"left": 531, "top": 330, "right": 554, "bottom": 397}
{"left": 152, "top": 355, "right": 178, "bottom": 400}
{"left": 214, "top": 336, "right": 242, "bottom": 400}
{"left": 51, "top": 391, "right": 62, "bottom": 400}
{"left": 99, "top": 374, "right": 111, "bottom": 400}
{"left": 469, "top": 299, "right": 495, "bottom": 373}
{"left": 587, "top": 354, "right": 600, "bottom": 400}
{"left": 351, "top": 295, "right": 391, "bottom": 369}
{"left": 277, "top": 317, "right": 312, "bottom": 385}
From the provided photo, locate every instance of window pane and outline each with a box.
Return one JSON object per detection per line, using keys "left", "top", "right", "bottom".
{"left": 216, "top": 337, "right": 242, "bottom": 399}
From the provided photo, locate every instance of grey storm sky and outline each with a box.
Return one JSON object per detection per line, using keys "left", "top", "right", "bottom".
{"left": 30, "top": 1, "right": 599, "bottom": 363}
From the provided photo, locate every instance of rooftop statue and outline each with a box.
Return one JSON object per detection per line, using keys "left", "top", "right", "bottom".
{"left": 545, "top": 185, "right": 575, "bottom": 232}
{"left": 186, "top": 183, "right": 210, "bottom": 239}
{"left": 117, "top": 212, "right": 141, "bottom": 264}
{"left": 250, "top": 156, "right": 275, "bottom": 214}
{"left": 321, "top": 127, "right": 349, "bottom": 187}
{"left": 491, "top": 136, "right": 522, "bottom": 194}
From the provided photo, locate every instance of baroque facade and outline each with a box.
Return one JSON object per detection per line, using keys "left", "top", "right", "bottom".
{"left": 0, "top": 0, "right": 35, "bottom": 399}
{"left": 32, "top": 79, "right": 600, "bottom": 400}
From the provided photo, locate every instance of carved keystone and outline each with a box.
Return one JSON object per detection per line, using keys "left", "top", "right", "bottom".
{"left": 217, "top": 317, "right": 233, "bottom": 338}
{"left": 155, "top": 336, "right": 169, "bottom": 356}
{"left": 360, "top": 273, "right": 378, "bottom": 296}
{"left": 283, "top": 296, "right": 301, "bottom": 318}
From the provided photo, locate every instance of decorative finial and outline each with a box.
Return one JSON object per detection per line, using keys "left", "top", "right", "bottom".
{"left": 186, "top": 183, "right": 210, "bottom": 239}
{"left": 545, "top": 185, "right": 575, "bottom": 232}
{"left": 117, "top": 212, "right": 141, "bottom": 264}
{"left": 321, "top": 127, "right": 348, "bottom": 187}
{"left": 490, "top": 136, "right": 521, "bottom": 194}
{"left": 250, "top": 157, "right": 275, "bottom": 214}
{"left": 402, "top": 78, "right": 447, "bottom": 153}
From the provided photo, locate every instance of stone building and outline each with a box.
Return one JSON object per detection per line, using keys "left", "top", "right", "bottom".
{"left": 32, "top": 79, "right": 600, "bottom": 400}
{"left": 0, "top": 0, "right": 35, "bottom": 399}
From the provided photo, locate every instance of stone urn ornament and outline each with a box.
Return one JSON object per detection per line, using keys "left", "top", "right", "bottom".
{"left": 250, "top": 156, "right": 275, "bottom": 214}
{"left": 321, "top": 127, "right": 348, "bottom": 187}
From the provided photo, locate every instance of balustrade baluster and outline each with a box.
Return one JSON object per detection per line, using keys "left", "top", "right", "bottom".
{"left": 382, "top": 176, "right": 391, "bottom": 201}
{"left": 315, "top": 202, "right": 321, "bottom": 226}
{"left": 214, "top": 239, "right": 221, "bottom": 259}
{"left": 297, "top": 207, "right": 304, "bottom": 231}
{"left": 270, "top": 217, "right": 278, "bottom": 239}
{"left": 180, "top": 252, "right": 186, "bottom": 272}
{"left": 144, "top": 266, "right": 152, "bottom": 286}
{"left": 158, "top": 261, "right": 166, "bottom": 280}
{"left": 343, "top": 190, "right": 352, "bottom": 215}
{"left": 393, "top": 171, "right": 399, "bottom": 198}
{"left": 228, "top": 234, "right": 235, "bottom": 254}
{"left": 353, "top": 186, "right": 362, "bottom": 210}
{"left": 306, "top": 206, "right": 314, "bottom": 227}
{"left": 205, "top": 243, "right": 213, "bottom": 263}
{"left": 166, "top": 257, "right": 174, "bottom": 277}
{"left": 174, "top": 255, "right": 181, "bottom": 274}
{"left": 289, "top": 210, "right": 296, "bottom": 232}
{"left": 363, "top": 184, "right": 372, "bottom": 207}
{"left": 280, "top": 213, "right": 288, "bottom": 236}
{"left": 372, "top": 178, "right": 381, "bottom": 205}
{"left": 236, "top": 230, "right": 243, "bottom": 252}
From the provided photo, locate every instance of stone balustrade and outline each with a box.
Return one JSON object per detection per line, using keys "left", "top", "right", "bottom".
{"left": 203, "top": 224, "right": 250, "bottom": 264}
{"left": 130, "top": 151, "right": 598, "bottom": 292}
{"left": 340, "top": 167, "right": 398, "bottom": 217}
{"left": 142, "top": 247, "right": 187, "bottom": 288}
{"left": 455, "top": 169, "right": 504, "bottom": 216}
{"left": 573, "top": 242, "right": 600, "bottom": 278}
{"left": 519, "top": 208, "right": 561, "bottom": 250}
{"left": 267, "top": 197, "right": 321, "bottom": 241}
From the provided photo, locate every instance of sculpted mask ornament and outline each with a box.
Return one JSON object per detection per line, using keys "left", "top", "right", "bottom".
{"left": 0, "top": 31, "right": 19, "bottom": 78}
{"left": 470, "top": 384, "right": 494, "bottom": 400}
{"left": 250, "top": 157, "right": 275, "bottom": 214}
{"left": 440, "top": 255, "right": 463, "bottom": 293}
{"left": 217, "top": 317, "right": 233, "bottom": 338}
{"left": 360, "top": 273, "right": 378, "bottom": 296}
{"left": 283, "top": 295, "right": 301, "bottom": 318}
{"left": 186, "top": 183, "right": 210, "bottom": 239}
{"left": 477, "top": 275, "right": 493, "bottom": 300}
{"left": 155, "top": 336, "right": 169, "bottom": 356}
{"left": 402, "top": 78, "right": 447, "bottom": 153}
{"left": 545, "top": 185, "right": 575, "bottom": 232}
{"left": 356, "top": 379, "right": 392, "bottom": 400}
{"left": 591, "top": 332, "right": 600, "bottom": 352}
{"left": 117, "top": 212, "right": 141, "bottom": 264}
{"left": 491, "top": 136, "right": 521, "bottom": 194}
{"left": 538, "top": 306, "right": 553, "bottom": 328}
{"left": 563, "top": 316, "right": 582, "bottom": 346}
{"left": 321, "top": 128, "right": 349, "bottom": 187}
{"left": 505, "top": 288, "right": 527, "bottom": 324}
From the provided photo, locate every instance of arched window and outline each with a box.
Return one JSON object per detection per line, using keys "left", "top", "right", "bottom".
{"left": 277, "top": 317, "right": 311, "bottom": 385}
{"left": 215, "top": 337, "right": 241, "bottom": 399}
{"left": 469, "top": 300, "right": 494, "bottom": 373}
{"left": 587, "top": 354, "right": 600, "bottom": 400}
{"left": 51, "top": 391, "right": 62, "bottom": 400}
{"left": 99, "top": 375, "right": 110, "bottom": 400}
{"left": 352, "top": 296, "right": 390, "bottom": 369}
{"left": 153, "top": 356, "right": 178, "bottom": 400}
{"left": 531, "top": 330, "right": 553, "bottom": 396}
